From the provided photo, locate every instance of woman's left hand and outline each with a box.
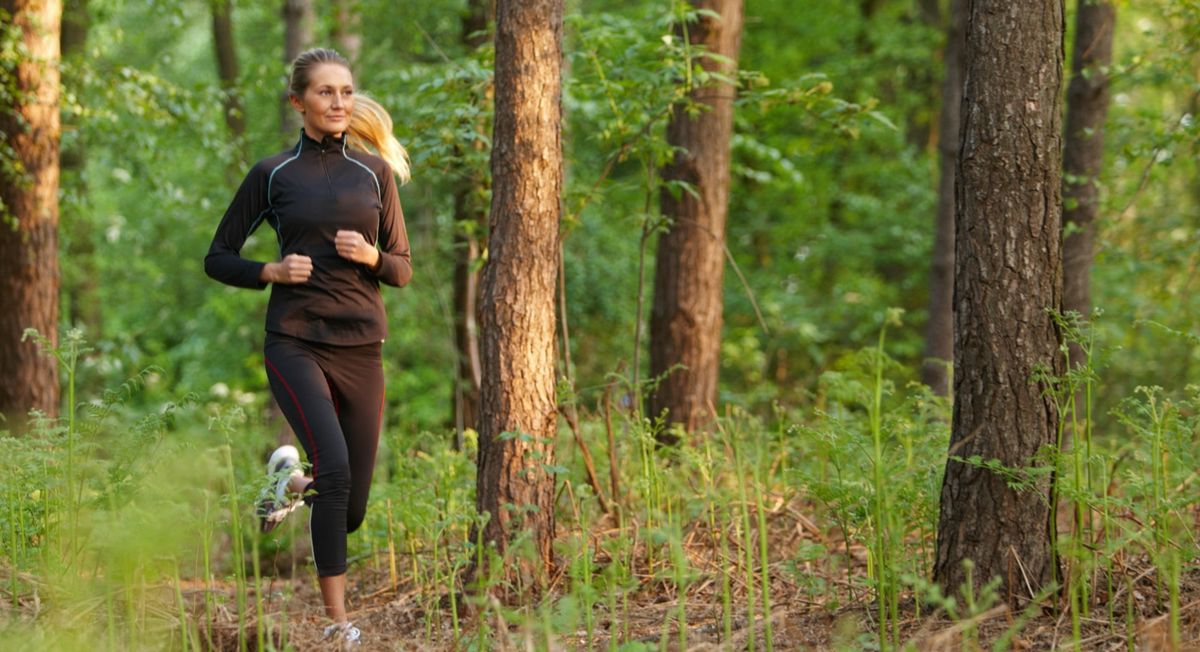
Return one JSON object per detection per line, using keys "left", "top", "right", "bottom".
{"left": 334, "top": 230, "right": 381, "bottom": 269}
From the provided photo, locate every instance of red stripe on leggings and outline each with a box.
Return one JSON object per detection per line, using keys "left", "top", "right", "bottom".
{"left": 264, "top": 356, "right": 320, "bottom": 476}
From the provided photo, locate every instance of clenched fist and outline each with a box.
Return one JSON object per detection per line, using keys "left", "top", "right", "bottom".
{"left": 261, "top": 253, "right": 313, "bottom": 284}
{"left": 334, "top": 229, "right": 381, "bottom": 268}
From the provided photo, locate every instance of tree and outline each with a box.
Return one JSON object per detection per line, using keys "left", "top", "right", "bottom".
{"left": 1062, "top": 0, "right": 1115, "bottom": 345}
{"left": 474, "top": 0, "right": 562, "bottom": 587}
{"left": 0, "top": 0, "right": 63, "bottom": 424}
{"left": 281, "top": 0, "right": 313, "bottom": 135}
{"left": 934, "top": 0, "right": 1065, "bottom": 600}
{"left": 330, "top": 0, "right": 361, "bottom": 66}
{"left": 61, "top": 0, "right": 99, "bottom": 333}
{"left": 648, "top": 0, "right": 743, "bottom": 436}
{"left": 920, "top": 0, "right": 966, "bottom": 396}
{"left": 451, "top": 0, "right": 491, "bottom": 440}
{"left": 210, "top": 0, "right": 243, "bottom": 146}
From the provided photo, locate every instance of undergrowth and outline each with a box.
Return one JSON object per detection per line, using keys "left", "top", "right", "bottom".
{"left": 1, "top": 316, "right": 1198, "bottom": 651}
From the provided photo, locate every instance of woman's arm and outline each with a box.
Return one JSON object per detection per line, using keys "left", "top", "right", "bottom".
{"left": 365, "top": 166, "right": 412, "bottom": 287}
{"left": 205, "top": 163, "right": 314, "bottom": 287}
{"left": 204, "top": 164, "right": 273, "bottom": 289}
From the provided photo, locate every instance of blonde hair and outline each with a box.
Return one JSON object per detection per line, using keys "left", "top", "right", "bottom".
{"left": 348, "top": 95, "right": 411, "bottom": 184}
{"left": 289, "top": 48, "right": 411, "bottom": 184}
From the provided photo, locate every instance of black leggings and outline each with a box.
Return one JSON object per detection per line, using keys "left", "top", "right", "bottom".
{"left": 263, "top": 332, "right": 384, "bottom": 577}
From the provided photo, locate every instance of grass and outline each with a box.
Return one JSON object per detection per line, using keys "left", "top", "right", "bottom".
{"left": 1, "top": 321, "right": 1199, "bottom": 650}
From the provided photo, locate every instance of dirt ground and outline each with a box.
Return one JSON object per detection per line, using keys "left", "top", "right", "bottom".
{"left": 188, "top": 501, "right": 1200, "bottom": 651}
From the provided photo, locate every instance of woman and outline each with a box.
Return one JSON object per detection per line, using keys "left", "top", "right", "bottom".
{"left": 204, "top": 47, "right": 411, "bottom": 646}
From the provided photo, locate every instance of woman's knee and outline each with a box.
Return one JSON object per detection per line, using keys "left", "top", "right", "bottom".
{"left": 346, "top": 502, "right": 368, "bottom": 533}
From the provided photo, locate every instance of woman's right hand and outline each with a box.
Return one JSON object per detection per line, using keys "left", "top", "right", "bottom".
{"left": 261, "top": 254, "right": 313, "bottom": 284}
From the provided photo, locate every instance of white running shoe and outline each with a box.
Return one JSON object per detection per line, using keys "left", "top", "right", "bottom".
{"left": 256, "top": 445, "right": 303, "bottom": 533}
{"left": 323, "top": 621, "right": 362, "bottom": 648}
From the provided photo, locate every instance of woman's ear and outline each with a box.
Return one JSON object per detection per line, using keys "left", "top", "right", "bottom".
{"left": 288, "top": 93, "right": 305, "bottom": 114}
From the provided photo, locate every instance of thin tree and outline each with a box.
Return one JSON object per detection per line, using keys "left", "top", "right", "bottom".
{"left": 934, "top": 0, "right": 1066, "bottom": 600}
{"left": 648, "top": 0, "right": 743, "bottom": 436}
{"left": 61, "top": 0, "right": 99, "bottom": 333}
{"left": 920, "top": 0, "right": 966, "bottom": 396}
{"left": 281, "top": 0, "right": 314, "bottom": 135}
{"left": 210, "top": 0, "right": 243, "bottom": 145}
{"left": 1062, "top": 0, "right": 1115, "bottom": 345}
{"left": 451, "top": 0, "right": 492, "bottom": 440}
{"left": 474, "top": 0, "right": 563, "bottom": 587}
{"left": 0, "top": 0, "right": 63, "bottom": 424}
{"left": 330, "top": 0, "right": 361, "bottom": 66}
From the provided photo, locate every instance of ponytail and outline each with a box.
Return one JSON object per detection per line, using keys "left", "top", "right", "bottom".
{"left": 348, "top": 95, "right": 411, "bottom": 185}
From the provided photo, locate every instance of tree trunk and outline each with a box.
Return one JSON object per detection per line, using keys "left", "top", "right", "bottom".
{"left": 475, "top": 0, "right": 562, "bottom": 589}
{"left": 281, "top": 0, "right": 313, "bottom": 136}
{"left": 1062, "top": 0, "right": 1114, "bottom": 344}
{"left": 935, "top": 0, "right": 1065, "bottom": 602}
{"left": 648, "top": 0, "right": 743, "bottom": 437}
{"left": 211, "top": 0, "right": 244, "bottom": 147}
{"left": 330, "top": 0, "right": 361, "bottom": 66}
{"left": 450, "top": 0, "right": 492, "bottom": 442}
{"left": 60, "top": 0, "right": 99, "bottom": 333}
{"left": 906, "top": 0, "right": 943, "bottom": 152}
{"left": 920, "top": 0, "right": 966, "bottom": 396}
{"left": 0, "top": 0, "right": 63, "bottom": 425}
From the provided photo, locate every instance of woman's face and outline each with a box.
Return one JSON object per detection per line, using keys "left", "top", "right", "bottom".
{"left": 291, "top": 63, "right": 355, "bottom": 140}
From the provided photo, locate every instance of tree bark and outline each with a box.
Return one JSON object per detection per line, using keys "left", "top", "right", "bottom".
{"left": 330, "top": 0, "right": 361, "bottom": 66}
{"left": 450, "top": 0, "right": 492, "bottom": 441}
{"left": 920, "top": 0, "right": 966, "bottom": 396}
{"left": 0, "top": 0, "right": 63, "bottom": 425}
{"left": 648, "top": 0, "right": 743, "bottom": 437}
{"left": 281, "top": 0, "right": 313, "bottom": 136}
{"left": 935, "top": 0, "right": 1065, "bottom": 602}
{"left": 210, "top": 0, "right": 244, "bottom": 144}
{"left": 475, "top": 0, "right": 562, "bottom": 590}
{"left": 1062, "top": 0, "right": 1114, "bottom": 344}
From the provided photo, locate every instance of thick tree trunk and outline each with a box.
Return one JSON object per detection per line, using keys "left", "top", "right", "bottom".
{"left": 648, "top": 0, "right": 743, "bottom": 437}
{"left": 281, "top": 0, "right": 313, "bottom": 135}
{"left": 450, "top": 0, "right": 492, "bottom": 441}
{"left": 475, "top": 0, "right": 562, "bottom": 589}
{"left": 920, "top": 0, "right": 966, "bottom": 396}
{"left": 1062, "top": 0, "right": 1114, "bottom": 342}
{"left": 0, "top": 0, "right": 63, "bottom": 425}
{"left": 330, "top": 0, "right": 361, "bottom": 65}
{"left": 211, "top": 0, "right": 244, "bottom": 147}
{"left": 935, "top": 0, "right": 1065, "bottom": 602}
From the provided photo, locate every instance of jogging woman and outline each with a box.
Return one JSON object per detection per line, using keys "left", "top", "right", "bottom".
{"left": 204, "top": 47, "right": 411, "bottom": 647}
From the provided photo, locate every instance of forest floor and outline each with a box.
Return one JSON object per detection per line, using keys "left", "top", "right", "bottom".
{"left": 186, "top": 496, "right": 1200, "bottom": 651}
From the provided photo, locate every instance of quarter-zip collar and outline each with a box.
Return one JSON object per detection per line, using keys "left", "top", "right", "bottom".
{"left": 297, "top": 129, "right": 345, "bottom": 198}
{"left": 298, "top": 128, "right": 347, "bottom": 153}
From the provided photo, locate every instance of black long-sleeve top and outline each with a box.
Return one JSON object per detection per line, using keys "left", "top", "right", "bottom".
{"left": 205, "top": 130, "right": 411, "bottom": 345}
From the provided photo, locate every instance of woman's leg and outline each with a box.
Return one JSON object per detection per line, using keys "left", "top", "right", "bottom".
{"left": 324, "top": 343, "right": 385, "bottom": 536}
{"left": 263, "top": 336, "right": 354, "bottom": 582}
{"left": 319, "top": 575, "right": 347, "bottom": 622}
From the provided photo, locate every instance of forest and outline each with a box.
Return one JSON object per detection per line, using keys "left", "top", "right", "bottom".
{"left": 2, "top": 0, "right": 1199, "bottom": 650}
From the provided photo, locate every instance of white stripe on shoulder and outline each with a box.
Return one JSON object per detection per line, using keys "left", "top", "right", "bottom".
{"left": 342, "top": 141, "right": 381, "bottom": 200}
{"left": 267, "top": 139, "right": 304, "bottom": 205}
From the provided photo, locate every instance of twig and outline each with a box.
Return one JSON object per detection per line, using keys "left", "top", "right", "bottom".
{"left": 558, "top": 404, "right": 611, "bottom": 515}
{"left": 922, "top": 604, "right": 1009, "bottom": 648}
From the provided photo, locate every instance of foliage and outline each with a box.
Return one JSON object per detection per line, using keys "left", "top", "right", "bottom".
{"left": 4, "top": 0, "right": 1200, "bottom": 647}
